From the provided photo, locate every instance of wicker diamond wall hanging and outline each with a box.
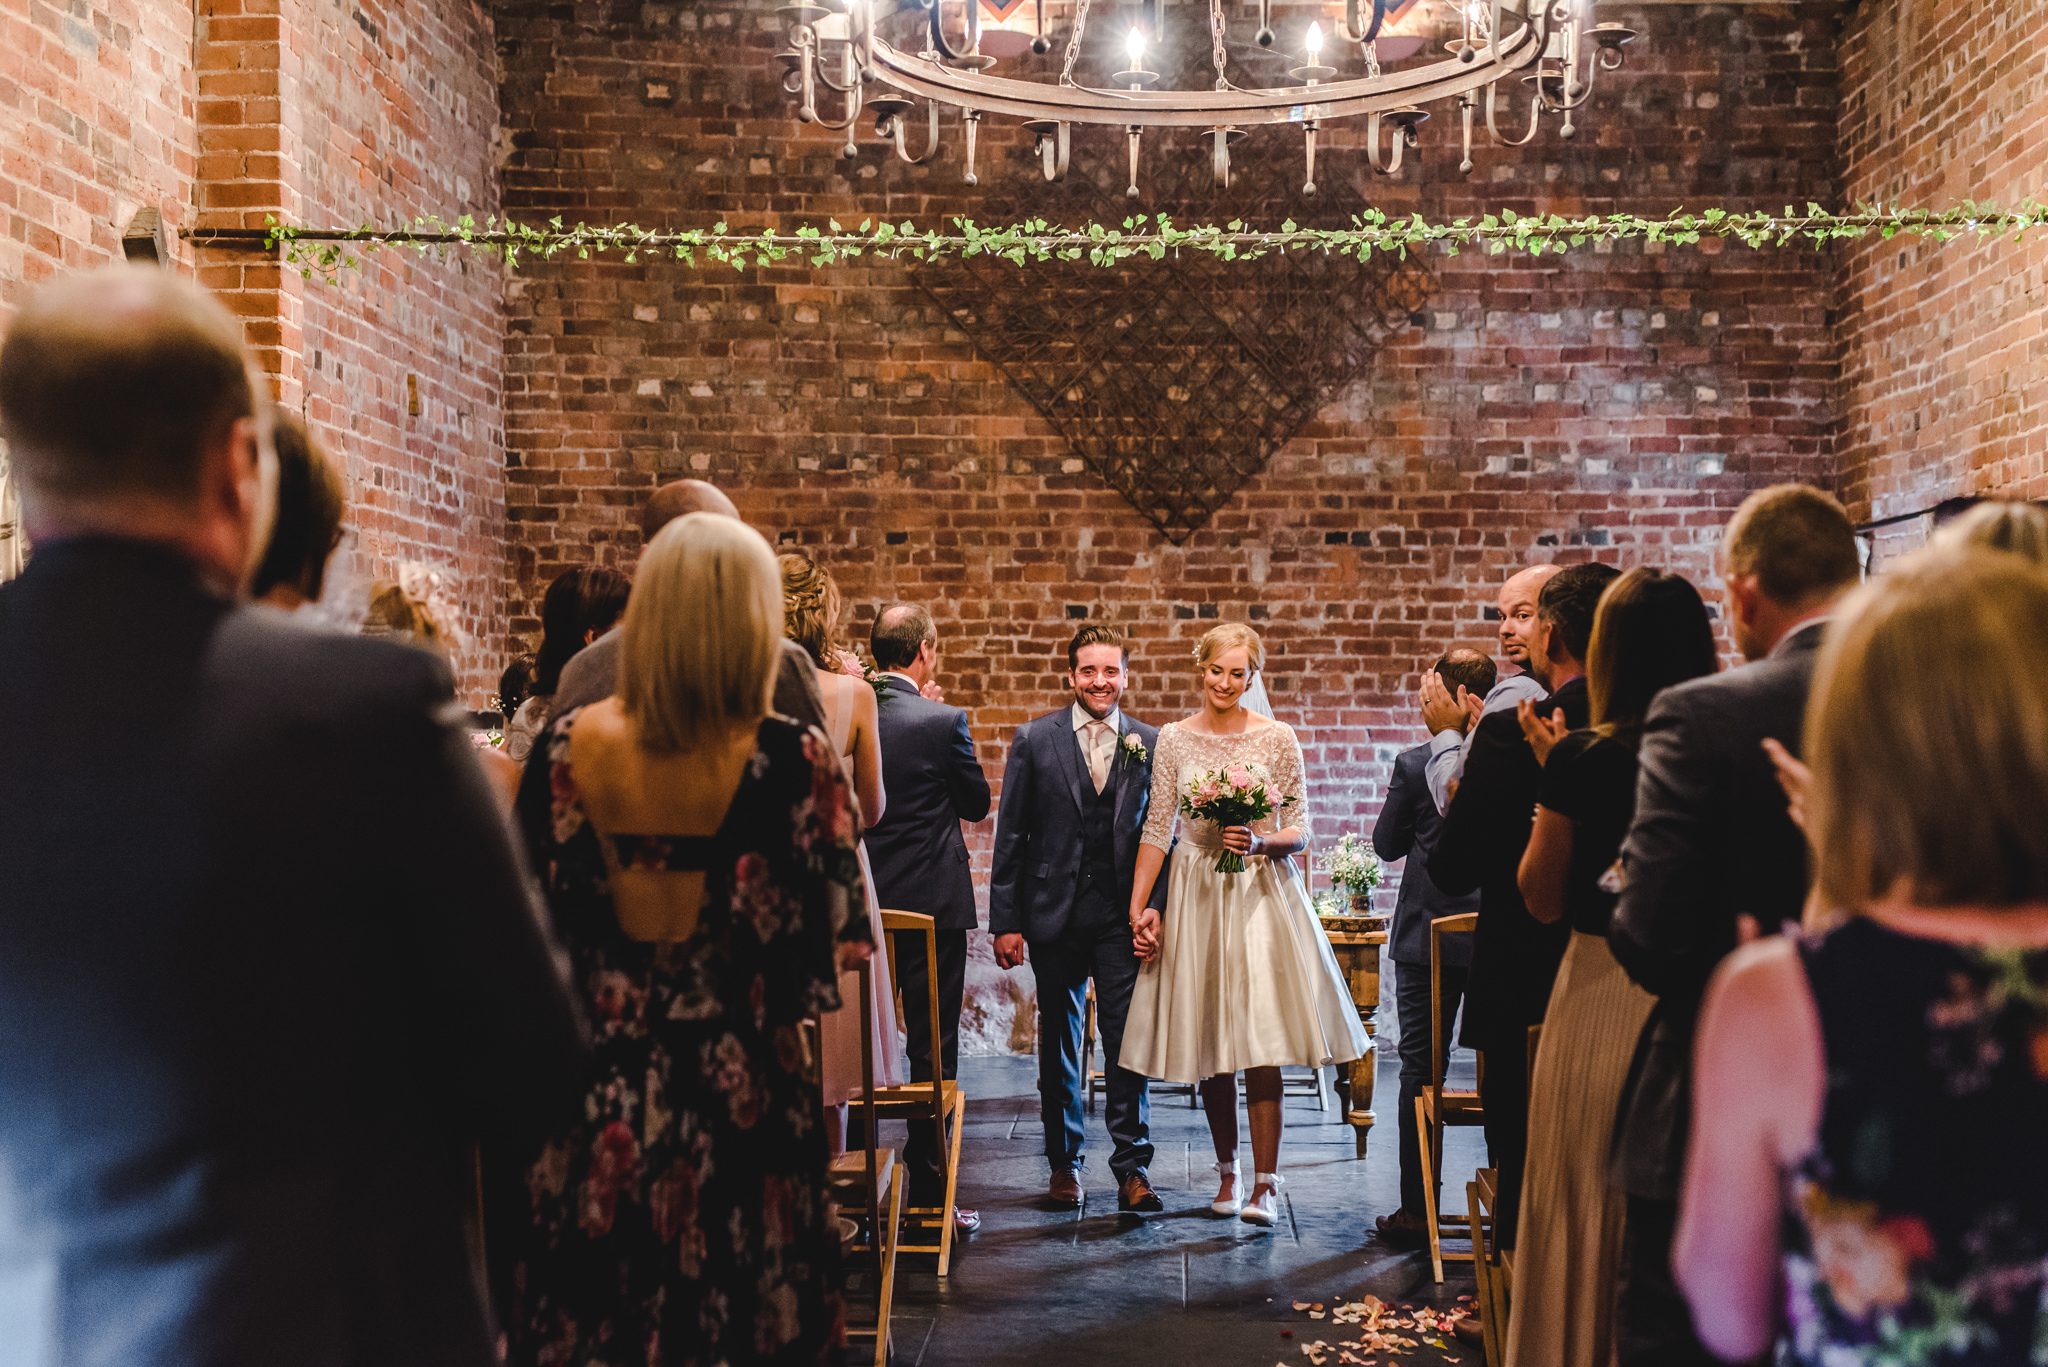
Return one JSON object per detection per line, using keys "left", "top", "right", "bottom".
{"left": 915, "top": 141, "right": 1433, "bottom": 544}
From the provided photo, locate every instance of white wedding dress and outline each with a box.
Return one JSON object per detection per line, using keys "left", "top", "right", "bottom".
{"left": 1120, "top": 718, "right": 1368, "bottom": 1084}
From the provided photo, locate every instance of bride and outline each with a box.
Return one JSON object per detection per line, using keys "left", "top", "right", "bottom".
{"left": 1122, "top": 623, "right": 1368, "bottom": 1226}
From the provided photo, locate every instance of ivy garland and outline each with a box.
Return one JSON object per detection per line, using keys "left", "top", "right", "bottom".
{"left": 196, "top": 201, "right": 2048, "bottom": 279}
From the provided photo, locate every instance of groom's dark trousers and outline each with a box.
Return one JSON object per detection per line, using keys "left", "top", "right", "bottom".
{"left": 990, "top": 707, "right": 1164, "bottom": 1185}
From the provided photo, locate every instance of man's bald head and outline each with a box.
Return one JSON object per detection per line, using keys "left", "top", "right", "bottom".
{"left": 0, "top": 265, "right": 260, "bottom": 507}
{"left": 1497, "top": 563, "right": 1562, "bottom": 670}
{"left": 641, "top": 478, "right": 739, "bottom": 543}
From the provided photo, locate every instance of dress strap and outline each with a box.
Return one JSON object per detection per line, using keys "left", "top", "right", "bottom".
{"left": 609, "top": 833, "right": 722, "bottom": 872}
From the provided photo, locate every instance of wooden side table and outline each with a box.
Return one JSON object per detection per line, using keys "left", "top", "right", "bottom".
{"left": 1320, "top": 905, "right": 1390, "bottom": 1159}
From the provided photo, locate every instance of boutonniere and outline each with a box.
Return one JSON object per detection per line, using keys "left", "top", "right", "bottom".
{"left": 1118, "top": 732, "right": 1148, "bottom": 768}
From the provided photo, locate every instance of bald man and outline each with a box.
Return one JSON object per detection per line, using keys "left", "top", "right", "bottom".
{"left": 549, "top": 478, "right": 825, "bottom": 725}
{"left": 1421, "top": 563, "right": 1561, "bottom": 814}
{"left": 0, "top": 265, "right": 585, "bottom": 1366}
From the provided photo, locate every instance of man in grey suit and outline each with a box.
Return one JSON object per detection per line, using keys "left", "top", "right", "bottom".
{"left": 1371, "top": 646, "right": 1494, "bottom": 1248}
{"left": 1608, "top": 484, "right": 1860, "bottom": 1367}
{"left": 863, "top": 603, "right": 992, "bottom": 1222}
{"left": 0, "top": 267, "right": 586, "bottom": 1367}
{"left": 550, "top": 478, "right": 823, "bottom": 728}
{"left": 989, "top": 625, "right": 1167, "bottom": 1215}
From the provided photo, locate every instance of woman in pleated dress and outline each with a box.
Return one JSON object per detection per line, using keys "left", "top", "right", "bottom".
{"left": 1121, "top": 623, "right": 1367, "bottom": 1227}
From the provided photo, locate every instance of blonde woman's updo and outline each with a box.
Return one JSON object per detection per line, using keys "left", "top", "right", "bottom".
{"left": 779, "top": 550, "right": 842, "bottom": 668}
{"left": 1195, "top": 622, "right": 1264, "bottom": 673}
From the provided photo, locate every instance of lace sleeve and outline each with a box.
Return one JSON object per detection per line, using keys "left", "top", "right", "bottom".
{"left": 1269, "top": 724, "right": 1312, "bottom": 845}
{"left": 1141, "top": 723, "right": 1180, "bottom": 852}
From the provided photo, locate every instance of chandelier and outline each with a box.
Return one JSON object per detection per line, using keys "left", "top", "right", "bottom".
{"left": 777, "top": 0, "right": 1635, "bottom": 195}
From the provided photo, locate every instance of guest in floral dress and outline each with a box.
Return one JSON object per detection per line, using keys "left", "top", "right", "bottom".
{"left": 1676, "top": 548, "right": 2048, "bottom": 1366}
{"left": 496, "top": 513, "right": 872, "bottom": 1367}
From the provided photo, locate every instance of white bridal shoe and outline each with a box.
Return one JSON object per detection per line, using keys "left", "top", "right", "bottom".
{"left": 1240, "top": 1173, "right": 1284, "bottom": 1228}
{"left": 1210, "top": 1160, "right": 1243, "bottom": 1217}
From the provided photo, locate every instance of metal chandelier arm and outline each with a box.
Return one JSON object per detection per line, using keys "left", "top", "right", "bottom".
{"left": 1336, "top": 0, "right": 1389, "bottom": 46}
{"left": 1482, "top": 74, "right": 1545, "bottom": 147}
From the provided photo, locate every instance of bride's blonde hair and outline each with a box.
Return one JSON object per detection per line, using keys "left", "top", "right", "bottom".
{"left": 1195, "top": 622, "right": 1264, "bottom": 673}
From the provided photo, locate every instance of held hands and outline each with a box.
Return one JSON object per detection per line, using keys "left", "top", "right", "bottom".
{"left": 1420, "top": 670, "right": 1485, "bottom": 736}
{"left": 994, "top": 932, "right": 1028, "bottom": 971}
{"left": 1517, "top": 698, "right": 1570, "bottom": 766}
{"left": 1130, "top": 907, "right": 1162, "bottom": 963}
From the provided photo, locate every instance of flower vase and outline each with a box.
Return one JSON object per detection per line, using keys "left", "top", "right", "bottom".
{"left": 1348, "top": 890, "right": 1373, "bottom": 914}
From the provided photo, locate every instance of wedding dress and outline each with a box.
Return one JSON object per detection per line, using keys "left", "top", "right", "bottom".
{"left": 818, "top": 678, "right": 908, "bottom": 1102}
{"left": 1120, "top": 717, "right": 1368, "bottom": 1083}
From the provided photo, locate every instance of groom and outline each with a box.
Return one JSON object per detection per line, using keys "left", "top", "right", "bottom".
{"left": 990, "top": 624, "right": 1167, "bottom": 1214}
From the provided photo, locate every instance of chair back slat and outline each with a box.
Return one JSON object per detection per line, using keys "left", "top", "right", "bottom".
{"left": 1429, "top": 912, "right": 1478, "bottom": 1095}
{"left": 880, "top": 910, "right": 947, "bottom": 1125}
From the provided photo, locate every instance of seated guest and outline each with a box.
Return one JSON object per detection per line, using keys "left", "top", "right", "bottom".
{"left": 497, "top": 653, "right": 536, "bottom": 729}
{"left": 1506, "top": 569, "right": 1718, "bottom": 1367}
{"left": 1372, "top": 645, "right": 1494, "bottom": 1248}
{"left": 780, "top": 549, "right": 908, "bottom": 1142}
{"left": 1608, "top": 484, "right": 1860, "bottom": 1367}
{"left": 1431, "top": 561, "right": 1618, "bottom": 1254}
{"left": 498, "top": 513, "right": 872, "bottom": 1365}
{"left": 1676, "top": 548, "right": 2048, "bottom": 1365}
{"left": 552, "top": 478, "right": 825, "bottom": 729}
{"left": 505, "top": 565, "right": 630, "bottom": 761}
{"left": 0, "top": 265, "right": 585, "bottom": 1366}
{"left": 248, "top": 412, "right": 345, "bottom": 611}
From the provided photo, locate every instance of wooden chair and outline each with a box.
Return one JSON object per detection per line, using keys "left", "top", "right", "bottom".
{"left": 1415, "top": 911, "right": 1484, "bottom": 1282}
{"left": 850, "top": 911, "right": 968, "bottom": 1277}
{"left": 828, "top": 955, "right": 903, "bottom": 1367}
{"left": 1468, "top": 1168, "right": 1510, "bottom": 1367}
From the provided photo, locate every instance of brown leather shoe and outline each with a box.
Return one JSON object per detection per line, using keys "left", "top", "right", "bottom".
{"left": 1047, "top": 1169, "right": 1083, "bottom": 1209}
{"left": 1453, "top": 1312, "right": 1485, "bottom": 1348}
{"left": 1374, "top": 1207, "right": 1430, "bottom": 1249}
{"left": 1117, "top": 1172, "right": 1164, "bottom": 1214}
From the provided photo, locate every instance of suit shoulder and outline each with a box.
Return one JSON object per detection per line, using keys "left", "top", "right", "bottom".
{"left": 1475, "top": 706, "right": 1524, "bottom": 740}
{"left": 212, "top": 608, "right": 448, "bottom": 708}
{"left": 1394, "top": 742, "right": 1430, "bottom": 773}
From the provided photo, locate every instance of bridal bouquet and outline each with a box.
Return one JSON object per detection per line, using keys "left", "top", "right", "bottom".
{"left": 1180, "top": 762, "right": 1276, "bottom": 874}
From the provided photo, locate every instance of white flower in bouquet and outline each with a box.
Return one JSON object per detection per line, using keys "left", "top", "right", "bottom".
{"left": 1325, "top": 831, "right": 1383, "bottom": 897}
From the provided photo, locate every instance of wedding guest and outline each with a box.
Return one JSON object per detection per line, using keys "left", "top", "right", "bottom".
{"left": 1931, "top": 496, "right": 2048, "bottom": 560}
{"left": 552, "top": 478, "right": 825, "bottom": 729}
{"left": 1676, "top": 548, "right": 2048, "bottom": 1365}
{"left": 780, "top": 550, "right": 908, "bottom": 1144}
{"left": 864, "top": 602, "right": 992, "bottom": 1232}
{"left": 1507, "top": 569, "right": 1718, "bottom": 1367}
{"left": 504, "top": 565, "right": 630, "bottom": 761}
{"left": 362, "top": 578, "right": 448, "bottom": 652}
{"left": 497, "top": 653, "right": 536, "bottom": 728}
{"left": 1422, "top": 564, "right": 1560, "bottom": 813}
{"left": 1767, "top": 497, "right": 2048, "bottom": 847}
{"left": 1123, "top": 624, "right": 1368, "bottom": 1226}
{"left": 1609, "top": 483, "right": 1859, "bottom": 1367}
{"left": 1372, "top": 645, "right": 1493, "bottom": 1249}
{"left": 0, "top": 265, "right": 585, "bottom": 1366}
{"left": 499, "top": 513, "right": 871, "bottom": 1364}
{"left": 248, "top": 412, "right": 344, "bottom": 611}
{"left": 1430, "top": 561, "right": 1617, "bottom": 1252}
{"left": 989, "top": 623, "right": 1168, "bottom": 1214}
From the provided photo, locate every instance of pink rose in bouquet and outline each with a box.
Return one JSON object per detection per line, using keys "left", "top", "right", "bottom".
{"left": 1180, "top": 762, "right": 1276, "bottom": 873}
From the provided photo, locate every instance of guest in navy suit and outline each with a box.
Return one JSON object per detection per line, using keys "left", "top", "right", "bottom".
{"left": 1372, "top": 645, "right": 1493, "bottom": 1247}
{"left": 864, "top": 603, "right": 992, "bottom": 1219}
{"left": 990, "top": 624, "right": 1168, "bottom": 1214}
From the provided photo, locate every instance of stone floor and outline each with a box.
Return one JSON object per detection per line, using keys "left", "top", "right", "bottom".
{"left": 871, "top": 1053, "right": 1485, "bottom": 1366}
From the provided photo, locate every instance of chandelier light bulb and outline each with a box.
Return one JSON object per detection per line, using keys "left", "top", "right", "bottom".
{"left": 1305, "top": 21, "right": 1323, "bottom": 58}
{"left": 1125, "top": 26, "right": 1146, "bottom": 68}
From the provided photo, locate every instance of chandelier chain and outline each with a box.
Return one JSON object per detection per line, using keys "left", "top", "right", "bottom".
{"left": 1060, "top": 0, "right": 1093, "bottom": 88}
{"left": 1207, "top": 0, "right": 1236, "bottom": 92}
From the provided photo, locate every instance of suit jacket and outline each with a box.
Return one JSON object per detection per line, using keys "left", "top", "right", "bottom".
{"left": 1608, "top": 622, "right": 1824, "bottom": 1200}
{"left": 987, "top": 708, "right": 1165, "bottom": 944}
{"left": 553, "top": 629, "right": 825, "bottom": 731}
{"left": 0, "top": 538, "right": 587, "bottom": 1367}
{"left": 865, "top": 676, "right": 992, "bottom": 931}
{"left": 1373, "top": 742, "right": 1479, "bottom": 968}
{"left": 1429, "top": 676, "right": 1588, "bottom": 1051}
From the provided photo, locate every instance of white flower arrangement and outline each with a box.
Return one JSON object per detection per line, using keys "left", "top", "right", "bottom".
{"left": 1325, "top": 831, "right": 1384, "bottom": 897}
{"left": 1310, "top": 889, "right": 1347, "bottom": 919}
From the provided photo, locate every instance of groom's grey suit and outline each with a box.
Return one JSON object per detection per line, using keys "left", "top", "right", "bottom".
{"left": 989, "top": 706, "right": 1166, "bottom": 1184}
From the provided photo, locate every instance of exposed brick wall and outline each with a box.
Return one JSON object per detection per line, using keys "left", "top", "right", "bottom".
{"left": 494, "top": 0, "right": 1841, "bottom": 889}
{"left": 1836, "top": 0, "right": 2048, "bottom": 562}
{"left": 3, "top": 0, "right": 505, "bottom": 699}
{"left": 0, "top": 0, "right": 197, "bottom": 307}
